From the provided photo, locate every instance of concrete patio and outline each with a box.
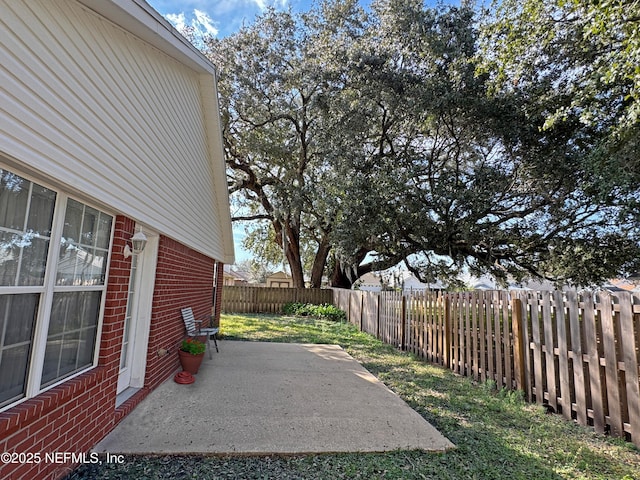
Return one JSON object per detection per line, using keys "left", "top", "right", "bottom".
{"left": 94, "top": 341, "right": 454, "bottom": 455}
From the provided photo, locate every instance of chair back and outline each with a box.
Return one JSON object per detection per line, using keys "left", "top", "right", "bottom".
{"left": 181, "top": 307, "right": 197, "bottom": 335}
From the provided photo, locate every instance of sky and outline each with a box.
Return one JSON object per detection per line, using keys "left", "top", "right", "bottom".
{"left": 147, "top": 0, "right": 318, "bottom": 38}
{"left": 146, "top": 0, "right": 455, "bottom": 39}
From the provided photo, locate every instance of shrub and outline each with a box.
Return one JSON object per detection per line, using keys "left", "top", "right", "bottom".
{"left": 282, "top": 302, "right": 347, "bottom": 322}
{"left": 282, "top": 302, "right": 303, "bottom": 316}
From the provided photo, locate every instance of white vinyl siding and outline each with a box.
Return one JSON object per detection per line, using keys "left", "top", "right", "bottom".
{"left": 0, "top": 0, "right": 234, "bottom": 263}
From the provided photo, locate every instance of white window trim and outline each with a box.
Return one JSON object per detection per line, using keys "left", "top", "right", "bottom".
{"left": 0, "top": 165, "right": 115, "bottom": 412}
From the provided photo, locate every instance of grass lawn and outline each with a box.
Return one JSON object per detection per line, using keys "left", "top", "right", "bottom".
{"left": 68, "top": 313, "right": 640, "bottom": 480}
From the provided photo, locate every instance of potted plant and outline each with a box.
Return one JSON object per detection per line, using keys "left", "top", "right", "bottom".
{"left": 178, "top": 337, "right": 206, "bottom": 374}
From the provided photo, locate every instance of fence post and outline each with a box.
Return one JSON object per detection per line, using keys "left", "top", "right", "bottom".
{"left": 376, "top": 294, "right": 380, "bottom": 340}
{"left": 401, "top": 295, "right": 407, "bottom": 350}
{"left": 444, "top": 294, "right": 451, "bottom": 368}
{"left": 511, "top": 294, "right": 527, "bottom": 399}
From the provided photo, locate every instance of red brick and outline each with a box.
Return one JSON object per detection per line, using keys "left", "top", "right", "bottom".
{"left": 0, "top": 216, "right": 221, "bottom": 480}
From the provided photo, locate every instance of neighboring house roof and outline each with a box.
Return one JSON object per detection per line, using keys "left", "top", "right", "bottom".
{"left": 224, "top": 269, "right": 250, "bottom": 283}
{"left": 1, "top": 0, "right": 234, "bottom": 264}
{"left": 354, "top": 272, "right": 388, "bottom": 291}
{"left": 605, "top": 278, "right": 639, "bottom": 292}
{"left": 268, "top": 271, "right": 292, "bottom": 280}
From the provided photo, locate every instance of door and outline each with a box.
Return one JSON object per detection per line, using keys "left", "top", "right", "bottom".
{"left": 117, "top": 228, "right": 158, "bottom": 394}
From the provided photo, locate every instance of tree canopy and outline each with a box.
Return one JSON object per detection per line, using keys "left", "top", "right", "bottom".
{"left": 202, "top": 0, "right": 640, "bottom": 288}
{"left": 478, "top": 0, "right": 640, "bottom": 212}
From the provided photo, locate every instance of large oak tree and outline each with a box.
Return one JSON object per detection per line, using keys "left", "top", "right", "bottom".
{"left": 204, "top": 0, "right": 640, "bottom": 288}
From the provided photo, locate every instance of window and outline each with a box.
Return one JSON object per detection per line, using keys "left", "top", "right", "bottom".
{"left": 0, "top": 294, "right": 39, "bottom": 406}
{"left": 0, "top": 172, "right": 55, "bottom": 287}
{"left": 0, "top": 168, "right": 113, "bottom": 408}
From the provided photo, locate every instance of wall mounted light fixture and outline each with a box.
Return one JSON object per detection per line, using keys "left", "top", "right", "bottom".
{"left": 123, "top": 229, "right": 148, "bottom": 258}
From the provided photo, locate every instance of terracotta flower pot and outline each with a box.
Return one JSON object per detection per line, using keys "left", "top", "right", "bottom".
{"left": 178, "top": 349, "right": 205, "bottom": 374}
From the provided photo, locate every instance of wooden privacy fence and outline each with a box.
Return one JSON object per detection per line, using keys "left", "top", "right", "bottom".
{"left": 333, "top": 288, "right": 640, "bottom": 447}
{"left": 221, "top": 286, "right": 333, "bottom": 313}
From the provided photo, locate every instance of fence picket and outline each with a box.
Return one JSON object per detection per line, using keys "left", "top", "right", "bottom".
{"left": 582, "top": 291, "right": 605, "bottom": 433}
{"left": 502, "top": 291, "right": 512, "bottom": 389}
{"left": 600, "top": 292, "right": 623, "bottom": 436}
{"left": 453, "top": 293, "right": 460, "bottom": 374}
{"left": 566, "top": 290, "right": 586, "bottom": 425}
{"left": 541, "top": 292, "right": 557, "bottom": 411}
{"left": 492, "top": 291, "right": 502, "bottom": 387}
{"left": 555, "top": 290, "right": 571, "bottom": 419}
{"left": 511, "top": 294, "right": 526, "bottom": 396}
{"left": 471, "top": 292, "right": 479, "bottom": 381}
{"left": 434, "top": 292, "right": 447, "bottom": 365}
{"left": 619, "top": 292, "right": 640, "bottom": 442}
{"left": 465, "top": 293, "right": 472, "bottom": 378}
{"left": 529, "top": 292, "right": 544, "bottom": 404}
{"left": 480, "top": 291, "right": 488, "bottom": 382}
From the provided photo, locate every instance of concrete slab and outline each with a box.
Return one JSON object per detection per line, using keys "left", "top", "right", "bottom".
{"left": 94, "top": 341, "right": 454, "bottom": 455}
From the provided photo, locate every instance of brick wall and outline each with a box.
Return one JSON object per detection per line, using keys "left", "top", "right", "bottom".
{"left": 143, "top": 236, "right": 215, "bottom": 391}
{"left": 0, "top": 218, "right": 218, "bottom": 480}
{"left": 0, "top": 216, "right": 133, "bottom": 480}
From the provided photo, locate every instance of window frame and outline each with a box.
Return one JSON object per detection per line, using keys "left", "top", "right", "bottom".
{"left": 0, "top": 166, "right": 115, "bottom": 411}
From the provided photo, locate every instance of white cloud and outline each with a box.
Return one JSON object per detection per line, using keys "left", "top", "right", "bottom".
{"left": 193, "top": 9, "right": 219, "bottom": 37}
{"left": 165, "top": 12, "right": 186, "bottom": 31}
{"left": 164, "top": 9, "right": 218, "bottom": 39}
{"left": 158, "top": 0, "right": 293, "bottom": 38}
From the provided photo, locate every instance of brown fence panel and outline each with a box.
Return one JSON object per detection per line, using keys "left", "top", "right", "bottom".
{"left": 600, "top": 292, "right": 623, "bottom": 436}
{"left": 554, "top": 290, "right": 571, "bottom": 419}
{"left": 405, "top": 292, "right": 417, "bottom": 355}
{"left": 332, "top": 288, "right": 350, "bottom": 315}
{"left": 623, "top": 293, "right": 640, "bottom": 444}
{"left": 465, "top": 292, "right": 472, "bottom": 378}
{"left": 328, "top": 287, "right": 640, "bottom": 448}
{"left": 349, "top": 291, "right": 363, "bottom": 326}
{"left": 542, "top": 292, "right": 557, "bottom": 411}
{"left": 582, "top": 290, "right": 605, "bottom": 433}
{"left": 502, "top": 291, "right": 513, "bottom": 390}
{"left": 479, "top": 291, "right": 487, "bottom": 382}
{"left": 221, "top": 286, "right": 332, "bottom": 314}
{"left": 492, "top": 291, "right": 503, "bottom": 387}
{"left": 484, "top": 291, "right": 495, "bottom": 383}
{"left": 362, "top": 292, "right": 379, "bottom": 337}
{"left": 381, "top": 291, "right": 403, "bottom": 347}
{"left": 566, "top": 290, "right": 586, "bottom": 425}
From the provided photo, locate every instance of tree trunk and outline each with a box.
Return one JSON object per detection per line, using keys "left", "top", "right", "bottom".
{"left": 329, "top": 252, "right": 401, "bottom": 289}
{"left": 330, "top": 264, "right": 355, "bottom": 289}
{"left": 310, "top": 235, "right": 331, "bottom": 288}
{"left": 329, "top": 255, "right": 365, "bottom": 289}
{"left": 285, "top": 223, "right": 305, "bottom": 288}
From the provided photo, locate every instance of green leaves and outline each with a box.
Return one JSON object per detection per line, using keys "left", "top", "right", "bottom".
{"left": 206, "top": 0, "right": 640, "bottom": 288}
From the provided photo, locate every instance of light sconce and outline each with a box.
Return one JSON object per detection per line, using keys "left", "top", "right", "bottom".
{"left": 123, "top": 230, "right": 148, "bottom": 258}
